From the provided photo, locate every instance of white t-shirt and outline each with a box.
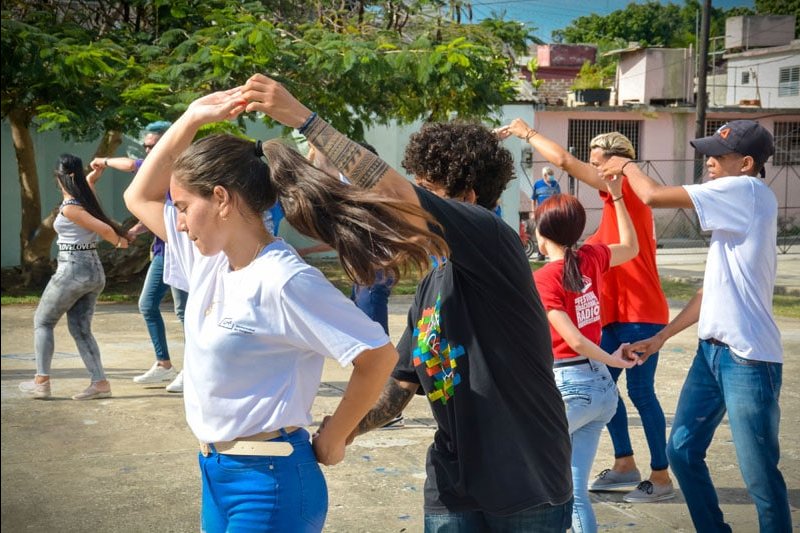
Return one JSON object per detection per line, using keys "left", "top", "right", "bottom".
{"left": 684, "top": 176, "right": 782, "bottom": 363}
{"left": 162, "top": 203, "right": 390, "bottom": 443}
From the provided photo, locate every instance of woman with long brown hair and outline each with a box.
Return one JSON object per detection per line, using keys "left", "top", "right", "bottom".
{"left": 123, "top": 90, "right": 446, "bottom": 532}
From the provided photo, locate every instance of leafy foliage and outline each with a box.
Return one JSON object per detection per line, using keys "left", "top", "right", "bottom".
{"left": 553, "top": 1, "right": 756, "bottom": 49}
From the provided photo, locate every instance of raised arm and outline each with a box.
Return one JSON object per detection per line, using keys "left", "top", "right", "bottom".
{"left": 497, "top": 118, "right": 606, "bottom": 190}
{"left": 91, "top": 156, "right": 138, "bottom": 174}
{"left": 123, "top": 90, "right": 246, "bottom": 242}
{"left": 605, "top": 176, "right": 639, "bottom": 267}
{"left": 240, "top": 74, "right": 425, "bottom": 228}
{"left": 601, "top": 157, "right": 693, "bottom": 209}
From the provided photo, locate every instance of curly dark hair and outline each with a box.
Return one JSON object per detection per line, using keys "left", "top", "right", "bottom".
{"left": 401, "top": 121, "right": 514, "bottom": 210}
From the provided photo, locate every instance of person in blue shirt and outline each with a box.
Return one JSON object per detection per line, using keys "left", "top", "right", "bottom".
{"left": 531, "top": 166, "right": 561, "bottom": 260}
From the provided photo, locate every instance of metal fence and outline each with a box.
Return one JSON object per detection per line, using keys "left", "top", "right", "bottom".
{"left": 525, "top": 159, "right": 799, "bottom": 254}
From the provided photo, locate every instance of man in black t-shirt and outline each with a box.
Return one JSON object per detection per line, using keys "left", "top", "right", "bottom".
{"left": 244, "top": 76, "right": 573, "bottom": 532}
{"left": 357, "top": 123, "right": 572, "bottom": 529}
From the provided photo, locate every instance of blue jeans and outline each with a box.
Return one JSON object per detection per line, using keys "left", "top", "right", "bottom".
{"left": 667, "top": 340, "right": 790, "bottom": 533}
{"left": 199, "top": 428, "right": 327, "bottom": 532}
{"left": 601, "top": 322, "right": 668, "bottom": 471}
{"left": 138, "top": 254, "right": 188, "bottom": 362}
{"left": 350, "top": 271, "right": 394, "bottom": 335}
{"left": 34, "top": 250, "right": 106, "bottom": 381}
{"left": 424, "top": 500, "right": 572, "bottom": 532}
{"left": 555, "top": 360, "right": 618, "bottom": 533}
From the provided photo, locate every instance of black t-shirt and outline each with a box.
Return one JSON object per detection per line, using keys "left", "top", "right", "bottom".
{"left": 393, "top": 186, "right": 572, "bottom": 516}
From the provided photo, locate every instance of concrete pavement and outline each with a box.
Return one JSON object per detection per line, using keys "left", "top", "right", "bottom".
{"left": 2, "top": 252, "right": 799, "bottom": 532}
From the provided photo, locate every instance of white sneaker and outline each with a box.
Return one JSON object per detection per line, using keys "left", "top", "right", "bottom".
{"left": 165, "top": 371, "right": 184, "bottom": 393}
{"left": 133, "top": 363, "right": 177, "bottom": 384}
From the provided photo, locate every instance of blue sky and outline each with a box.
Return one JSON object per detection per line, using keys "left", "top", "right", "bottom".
{"left": 470, "top": 0, "right": 756, "bottom": 42}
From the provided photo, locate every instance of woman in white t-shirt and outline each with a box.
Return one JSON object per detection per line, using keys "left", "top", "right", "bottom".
{"left": 124, "top": 91, "right": 446, "bottom": 532}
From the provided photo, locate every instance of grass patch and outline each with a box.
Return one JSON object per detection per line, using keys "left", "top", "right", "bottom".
{"left": 3, "top": 259, "right": 798, "bottom": 319}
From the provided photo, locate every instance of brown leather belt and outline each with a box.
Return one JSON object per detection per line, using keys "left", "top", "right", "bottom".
{"left": 199, "top": 426, "right": 301, "bottom": 457}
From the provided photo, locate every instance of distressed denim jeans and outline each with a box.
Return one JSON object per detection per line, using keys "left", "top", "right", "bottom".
{"left": 34, "top": 250, "right": 106, "bottom": 381}
{"left": 667, "top": 340, "right": 791, "bottom": 533}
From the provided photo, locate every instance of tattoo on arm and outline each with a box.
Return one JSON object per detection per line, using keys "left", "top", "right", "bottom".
{"left": 357, "top": 379, "right": 416, "bottom": 435}
{"left": 305, "top": 117, "right": 390, "bottom": 189}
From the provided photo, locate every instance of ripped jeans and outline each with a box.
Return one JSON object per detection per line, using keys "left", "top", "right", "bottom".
{"left": 34, "top": 250, "right": 106, "bottom": 381}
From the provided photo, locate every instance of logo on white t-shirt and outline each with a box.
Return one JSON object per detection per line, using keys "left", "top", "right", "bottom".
{"left": 217, "top": 317, "right": 255, "bottom": 335}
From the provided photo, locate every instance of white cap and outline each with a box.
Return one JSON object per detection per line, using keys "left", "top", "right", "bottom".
{"left": 542, "top": 166, "right": 555, "bottom": 178}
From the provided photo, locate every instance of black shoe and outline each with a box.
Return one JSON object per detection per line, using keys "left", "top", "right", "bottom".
{"left": 380, "top": 414, "right": 405, "bottom": 429}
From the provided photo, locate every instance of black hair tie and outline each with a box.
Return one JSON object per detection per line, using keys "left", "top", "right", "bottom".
{"left": 254, "top": 140, "right": 264, "bottom": 158}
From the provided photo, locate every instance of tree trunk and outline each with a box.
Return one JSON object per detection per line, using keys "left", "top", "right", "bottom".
{"left": 9, "top": 111, "right": 124, "bottom": 286}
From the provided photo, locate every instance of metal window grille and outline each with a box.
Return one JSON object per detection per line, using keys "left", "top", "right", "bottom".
{"left": 741, "top": 71, "right": 750, "bottom": 85}
{"left": 774, "top": 122, "right": 800, "bottom": 165}
{"left": 567, "top": 119, "right": 641, "bottom": 163}
{"left": 705, "top": 119, "right": 733, "bottom": 136}
{"left": 778, "top": 66, "right": 799, "bottom": 97}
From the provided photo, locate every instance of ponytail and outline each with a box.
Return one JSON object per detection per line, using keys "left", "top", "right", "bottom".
{"left": 263, "top": 140, "right": 447, "bottom": 285}
{"left": 533, "top": 193, "right": 587, "bottom": 293}
{"left": 562, "top": 246, "right": 583, "bottom": 293}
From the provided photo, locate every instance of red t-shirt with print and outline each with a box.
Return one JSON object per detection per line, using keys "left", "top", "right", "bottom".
{"left": 534, "top": 243, "right": 611, "bottom": 360}
{"left": 585, "top": 177, "right": 669, "bottom": 326}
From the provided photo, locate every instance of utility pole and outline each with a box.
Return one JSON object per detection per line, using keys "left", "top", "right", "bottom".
{"left": 693, "top": 0, "right": 711, "bottom": 184}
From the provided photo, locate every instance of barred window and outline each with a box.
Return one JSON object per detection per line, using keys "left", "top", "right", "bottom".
{"left": 774, "top": 122, "right": 800, "bottom": 166}
{"left": 778, "top": 66, "right": 799, "bottom": 97}
{"left": 705, "top": 119, "right": 734, "bottom": 136}
{"left": 567, "top": 120, "right": 641, "bottom": 162}
{"left": 741, "top": 71, "right": 750, "bottom": 85}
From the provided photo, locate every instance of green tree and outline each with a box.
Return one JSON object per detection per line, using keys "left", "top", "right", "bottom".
{"left": 553, "top": 0, "right": 755, "bottom": 48}
{"left": 2, "top": 0, "right": 534, "bottom": 282}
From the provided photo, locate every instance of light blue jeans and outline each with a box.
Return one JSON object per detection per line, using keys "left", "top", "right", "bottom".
{"left": 34, "top": 250, "right": 106, "bottom": 381}
{"left": 555, "top": 360, "right": 618, "bottom": 533}
{"left": 138, "top": 254, "right": 188, "bottom": 362}
{"left": 424, "top": 500, "right": 573, "bottom": 532}
{"left": 601, "top": 322, "right": 668, "bottom": 471}
{"left": 667, "top": 340, "right": 791, "bottom": 533}
{"left": 199, "top": 428, "right": 327, "bottom": 532}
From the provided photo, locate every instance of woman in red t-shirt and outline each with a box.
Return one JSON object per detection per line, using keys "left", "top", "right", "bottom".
{"left": 497, "top": 120, "right": 674, "bottom": 503}
{"left": 531, "top": 177, "right": 638, "bottom": 533}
